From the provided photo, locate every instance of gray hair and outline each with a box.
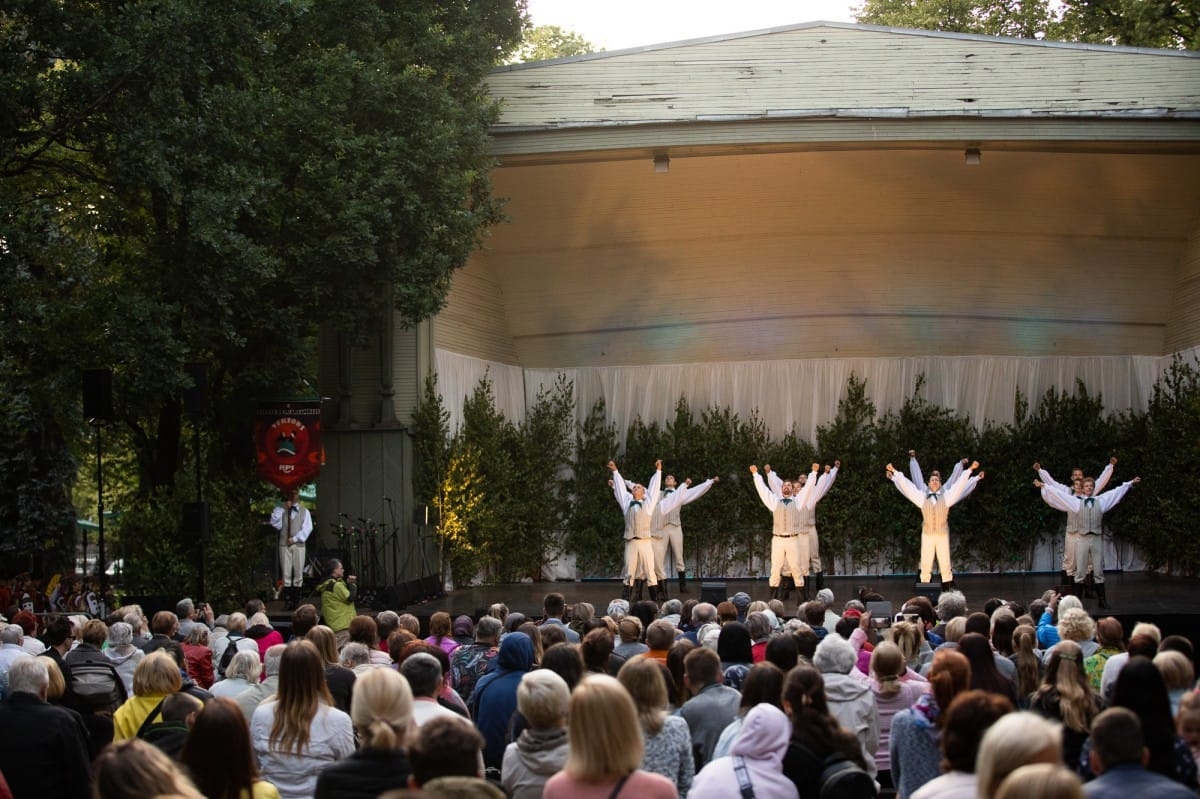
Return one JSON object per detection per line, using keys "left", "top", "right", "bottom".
{"left": 747, "top": 611, "right": 773, "bottom": 641}
{"left": 475, "top": 616, "right": 503, "bottom": 642}
{"left": 8, "top": 656, "right": 47, "bottom": 695}
{"left": 340, "top": 642, "right": 371, "bottom": 668}
{"left": 660, "top": 598, "right": 683, "bottom": 617}
{"left": 691, "top": 603, "right": 718, "bottom": 625}
{"left": 263, "top": 644, "right": 286, "bottom": 677}
{"left": 937, "top": 590, "right": 967, "bottom": 621}
{"left": 813, "top": 632, "right": 857, "bottom": 675}
{"left": 399, "top": 652, "right": 443, "bottom": 698}
{"left": 108, "top": 621, "right": 134, "bottom": 647}
{"left": 606, "top": 599, "right": 629, "bottom": 621}
{"left": 176, "top": 598, "right": 195, "bottom": 618}
{"left": 225, "top": 649, "right": 262, "bottom": 682}
{"left": 0, "top": 626, "right": 21, "bottom": 645}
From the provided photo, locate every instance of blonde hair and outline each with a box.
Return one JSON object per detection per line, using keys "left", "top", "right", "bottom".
{"left": 1012, "top": 625, "right": 1042, "bottom": 699}
{"left": 993, "top": 762, "right": 1083, "bottom": 799}
{"left": 943, "top": 616, "right": 967, "bottom": 644}
{"left": 564, "top": 675, "right": 643, "bottom": 781}
{"left": 1154, "top": 650, "right": 1195, "bottom": 691}
{"left": 617, "top": 657, "right": 669, "bottom": 735}
{"left": 892, "top": 621, "right": 924, "bottom": 665}
{"left": 1056, "top": 608, "right": 1096, "bottom": 643}
{"left": 43, "top": 657, "right": 66, "bottom": 700}
{"left": 93, "top": 739, "right": 205, "bottom": 799}
{"left": 870, "top": 642, "right": 905, "bottom": 698}
{"left": 1035, "top": 641, "right": 1096, "bottom": 732}
{"left": 351, "top": 667, "right": 415, "bottom": 751}
{"left": 305, "top": 625, "right": 340, "bottom": 664}
{"left": 517, "top": 669, "right": 570, "bottom": 730}
{"left": 976, "top": 712, "right": 1062, "bottom": 799}
{"left": 133, "top": 651, "right": 183, "bottom": 696}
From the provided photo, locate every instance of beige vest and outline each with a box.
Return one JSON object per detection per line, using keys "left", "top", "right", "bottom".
{"left": 772, "top": 499, "right": 803, "bottom": 535}
{"left": 920, "top": 494, "right": 950, "bottom": 535}
{"left": 625, "top": 502, "right": 653, "bottom": 540}
{"left": 1079, "top": 498, "right": 1103, "bottom": 534}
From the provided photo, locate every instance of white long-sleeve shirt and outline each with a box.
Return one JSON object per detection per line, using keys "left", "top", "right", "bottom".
{"left": 612, "top": 468, "right": 662, "bottom": 539}
{"left": 269, "top": 503, "right": 312, "bottom": 543}
{"left": 1038, "top": 480, "right": 1135, "bottom": 532}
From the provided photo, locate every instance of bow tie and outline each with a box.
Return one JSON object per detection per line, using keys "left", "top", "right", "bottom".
{"left": 664, "top": 489, "right": 674, "bottom": 494}
{"left": 629, "top": 500, "right": 642, "bottom": 509}
{"left": 1085, "top": 498, "right": 1095, "bottom": 507}
{"left": 289, "top": 506, "right": 298, "bottom": 513}
{"left": 781, "top": 498, "right": 792, "bottom": 505}
{"left": 927, "top": 493, "right": 938, "bottom": 500}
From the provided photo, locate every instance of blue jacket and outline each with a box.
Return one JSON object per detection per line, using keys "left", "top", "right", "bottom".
{"left": 469, "top": 632, "right": 535, "bottom": 771}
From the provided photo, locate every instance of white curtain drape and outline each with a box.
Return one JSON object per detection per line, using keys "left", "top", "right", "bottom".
{"left": 435, "top": 348, "right": 1199, "bottom": 440}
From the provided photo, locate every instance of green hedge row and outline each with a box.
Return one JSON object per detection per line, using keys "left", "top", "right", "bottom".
{"left": 416, "top": 356, "right": 1200, "bottom": 584}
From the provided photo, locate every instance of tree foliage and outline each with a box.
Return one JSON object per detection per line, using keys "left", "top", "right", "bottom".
{"left": 853, "top": 0, "right": 1199, "bottom": 46}
{"left": 511, "top": 24, "right": 599, "bottom": 62}
{"left": 0, "top": 1, "right": 525, "bottom": 575}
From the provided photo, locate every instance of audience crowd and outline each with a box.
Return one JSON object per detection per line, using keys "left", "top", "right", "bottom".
{"left": 0, "top": 574, "right": 1196, "bottom": 799}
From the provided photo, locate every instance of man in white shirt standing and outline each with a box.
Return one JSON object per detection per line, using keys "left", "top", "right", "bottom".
{"left": 270, "top": 489, "right": 312, "bottom": 610}
{"left": 609, "top": 459, "right": 668, "bottom": 602}
{"left": 886, "top": 459, "right": 982, "bottom": 592}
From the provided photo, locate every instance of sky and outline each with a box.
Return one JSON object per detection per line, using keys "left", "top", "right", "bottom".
{"left": 524, "top": 0, "right": 860, "bottom": 52}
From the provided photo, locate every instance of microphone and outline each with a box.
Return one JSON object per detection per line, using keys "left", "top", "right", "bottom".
{"left": 383, "top": 496, "right": 392, "bottom": 502}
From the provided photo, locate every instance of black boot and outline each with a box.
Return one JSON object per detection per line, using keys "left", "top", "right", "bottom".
{"left": 1059, "top": 569, "right": 1070, "bottom": 586}
{"left": 633, "top": 579, "right": 645, "bottom": 602}
{"left": 648, "top": 584, "right": 659, "bottom": 602}
{"left": 1096, "top": 583, "right": 1110, "bottom": 610}
{"left": 1084, "top": 573, "right": 1095, "bottom": 599}
{"left": 678, "top": 571, "right": 688, "bottom": 593}
{"left": 780, "top": 575, "right": 793, "bottom": 601}
{"left": 815, "top": 571, "right": 825, "bottom": 591}
{"left": 284, "top": 586, "right": 296, "bottom": 610}
{"left": 799, "top": 583, "right": 810, "bottom": 603}
{"left": 770, "top": 586, "right": 779, "bottom": 601}
{"left": 621, "top": 582, "right": 632, "bottom": 601}
{"left": 656, "top": 579, "right": 668, "bottom": 601}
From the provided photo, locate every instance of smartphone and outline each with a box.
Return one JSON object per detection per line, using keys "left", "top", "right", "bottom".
{"left": 865, "top": 600, "right": 892, "bottom": 622}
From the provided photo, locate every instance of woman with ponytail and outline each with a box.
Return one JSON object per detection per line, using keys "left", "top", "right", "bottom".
{"left": 870, "top": 642, "right": 930, "bottom": 792}
{"left": 313, "top": 666, "right": 416, "bottom": 799}
{"left": 781, "top": 664, "right": 871, "bottom": 799}
{"left": 1009, "top": 625, "right": 1043, "bottom": 705}
{"left": 1028, "top": 641, "right": 1100, "bottom": 768}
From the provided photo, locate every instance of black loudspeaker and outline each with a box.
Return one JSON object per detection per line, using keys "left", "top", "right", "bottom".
{"left": 183, "top": 362, "right": 208, "bottom": 415}
{"left": 913, "top": 582, "right": 941, "bottom": 603}
{"left": 412, "top": 506, "right": 440, "bottom": 526}
{"left": 83, "top": 369, "right": 114, "bottom": 422}
{"left": 182, "top": 502, "right": 211, "bottom": 541}
{"left": 701, "top": 582, "right": 727, "bottom": 606}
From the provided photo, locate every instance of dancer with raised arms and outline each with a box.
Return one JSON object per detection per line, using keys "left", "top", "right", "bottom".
{"left": 886, "top": 458, "right": 983, "bottom": 590}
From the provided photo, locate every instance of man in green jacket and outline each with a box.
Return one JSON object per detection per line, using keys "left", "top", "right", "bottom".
{"left": 318, "top": 559, "right": 357, "bottom": 647}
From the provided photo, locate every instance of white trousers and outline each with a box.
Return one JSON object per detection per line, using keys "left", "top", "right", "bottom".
{"left": 919, "top": 531, "right": 952, "bottom": 584}
{"left": 623, "top": 538, "right": 658, "bottom": 586}
{"left": 769, "top": 535, "right": 808, "bottom": 588}
{"left": 279, "top": 543, "right": 306, "bottom": 588}
{"left": 1073, "top": 534, "right": 1105, "bottom": 584}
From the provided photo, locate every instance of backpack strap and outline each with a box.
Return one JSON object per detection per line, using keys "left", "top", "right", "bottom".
{"left": 733, "top": 755, "right": 756, "bottom": 799}
{"left": 606, "top": 774, "right": 630, "bottom": 799}
{"left": 136, "top": 698, "right": 165, "bottom": 739}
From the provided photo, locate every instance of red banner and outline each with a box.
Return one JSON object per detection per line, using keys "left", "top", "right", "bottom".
{"left": 254, "top": 400, "right": 324, "bottom": 491}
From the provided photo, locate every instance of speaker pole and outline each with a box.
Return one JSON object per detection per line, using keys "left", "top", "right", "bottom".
{"left": 95, "top": 423, "right": 105, "bottom": 595}
{"left": 83, "top": 368, "right": 113, "bottom": 609}
{"left": 185, "top": 362, "right": 207, "bottom": 601}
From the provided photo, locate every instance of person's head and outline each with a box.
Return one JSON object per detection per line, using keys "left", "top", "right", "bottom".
{"left": 388, "top": 630, "right": 418, "bottom": 662}
{"left": 765, "top": 633, "right": 799, "bottom": 673}
{"left": 543, "top": 592, "right": 567, "bottom": 620}
{"left": 176, "top": 598, "right": 196, "bottom": 621}
{"left": 617, "top": 616, "right": 642, "bottom": 644}
{"left": 348, "top": 614, "right": 379, "bottom": 648}
{"left": 691, "top": 602, "right": 718, "bottom": 627}
{"left": 245, "top": 599, "right": 265, "bottom": 618}
{"left": 540, "top": 643, "right": 584, "bottom": 691}
{"left": 225, "top": 649, "right": 262, "bottom": 683}
{"left": 1081, "top": 477, "right": 1095, "bottom": 497}
{"left": 1090, "top": 706, "right": 1145, "bottom": 773}
{"left": 353, "top": 666, "right": 416, "bottom": 751}
{"left": 1111, "top": 656, "right": 1175, "bottom": 744}
{"left": 327, "top": 558, "right": 344, "bottom": 579}
{"left": 618, "top": 657, "right": 669, "bottom": 734}
{"left": 716, "top": 621, "right": 753, "bottom": 664}
{"left": 1159, "top": 634, "right": 1194, "bottom": 659}
{"left": 684, "top": 645, "right": 722, "bottom": 689}
{"left": 975, "top": 712, "right": 1063, "bottom": 799}
{"left": 1153, "top": 650, "right": 1194, "bottom": 692}
{"left": 184, "top": 624, "right": 209, "bottom": 647}
{"left": 928, "top": 472, "right": 942, "bottom": 492}
{"left": 1178, "top": 691, "right": 1200, "bottom": 752}
{"left": 813, "top": 632, "right": 857, "bottom": 675}
{"left": 991, "top": 613, "right": 1017, "bottom": 654}
{"left": 517, "top": 669, "right": 570, "bottom": 731}
{"left": 783, "top": 662, "right": 831, "bottom": 717}
{"left": 902, "top": 596, "right": 937, "bottom": 629}
{"left": 151, "top": 610, "right": 179, "bottom": 637}
{"left": 964, "top": 612, "right": 991, "bottom": 638}
{"left": 291, "top": 604, "right": 320, "bottom": 639}
{"left": 42, "top": 615, "right": 72, "bottom": 648}
{"left": 960, "top": 632, "right": 1006, "bottom": 693}
{"left": 428, "top": 611, "right": 452, "bottom": 640}
{"left": 891, "top": 620, "right": 925, "bottom": 664}
{"left": 409, "top": 716, "right": 485, "bottom": 784}
{"left": 928, "top": 649, "right": 972, "bottom": 728}
{"left": 400, "top": 652, "right": 443, "bottom": 699}
{"left": 263, "top": 643, "right": 286, "bottom": 678}
{"left": 227, "top": 612, "right": 248, "bottom": 634}
{"left": 581, "top": 627, "right": 615, "bottom": 672}
{"left": 82, "top": 618, "right": 109, "bottom": 647}
{"left": 993, "top": 763, "right": 1083, "bottom": 799}
{"left": 340, "top": 642, "right": 371, "bottom": 668}
{"left": 180, "top": 697, "right": 259, "bottom": 799}
{"left": 474, "top": 615, "right": 502, "bottom": 645}
{"left": 540, "top": 624, "right": 567, "bottom": 649}
{"left": 937, "top": 590, "right": 967, "bottom": 622}
{"left": 940, "top": 690, "right": 1015, "bottom": 774}
{"left": 739, "top": 661, "right": 785, "bottom": 711}
{"left": 1056, "top": 608, "right": 1095, "bottom": 643}
{"left": 304, "top": 625, "right": 338, "bottom": 663}
{"left": 133, "top": 651, "right": 183, "bottom": 697}
{"left": 869, "top": 641, "right": 906, "bottom": 695}
{"left": 564, "top": 674, "right": 643, "bottom": 781}
{"left": 108, "top": 621, "right": 134, "bottom": 649}
{"left": 802, "top": 601, "right": 825, "bottom": 627}
{"left": 271, "top": 640, "right": 334, "bottom": 755}
{"left": 93, "top": 738, "right": 204, "bottom": 799}
{"left": 7, "top": 656, "right": 49, "bottom": 698}
{"left": 716, "top": 601, "right": 738, "bottom": 624}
